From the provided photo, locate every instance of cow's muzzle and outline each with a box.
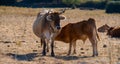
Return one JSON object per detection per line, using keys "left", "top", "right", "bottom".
{"left": 56, "top": 26, "right": 61, "bottom": 30}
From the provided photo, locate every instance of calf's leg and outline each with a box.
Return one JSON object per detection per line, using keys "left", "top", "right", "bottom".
{"left": 89, "top": 36, "right": 98, "bottom": 57}
{"left": 73, "top": 42, "right": 76, "bottom": 54}
{"left": 67, "top": 42, "right": 72, "bottom": 55}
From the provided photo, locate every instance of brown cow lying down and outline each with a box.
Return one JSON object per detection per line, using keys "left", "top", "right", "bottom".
{"left": 55, "top": 18, "right": 100, "bottom": 57}
{"left": 98, "top": 24, "right": 110, "bottom": 32}
{"left": 107, "top": 26, "right": 120, "bottom": 37}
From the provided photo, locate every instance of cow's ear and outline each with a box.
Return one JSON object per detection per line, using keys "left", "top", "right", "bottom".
{"left": 37, "top": 12, "right": 41, "bottom": 17}
{"left": 60, "top": 15, "right": 66, "bottom": 20}
{"left": 46, "top": 15, "right": 52, "bottom": 21}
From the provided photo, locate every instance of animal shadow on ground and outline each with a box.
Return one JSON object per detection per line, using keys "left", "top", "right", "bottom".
{"left": 6, "top": 52, "right": 93, "bottom": 61}
{"left": 6, "top": 53, "right": 38, "bottom": 61}
{"left": 54, "top": 55, "right": 92, "bottom": 61}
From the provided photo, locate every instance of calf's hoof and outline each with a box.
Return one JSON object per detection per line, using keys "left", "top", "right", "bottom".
{"left": 67, "top": 53, "right": 70, "bottom": 56}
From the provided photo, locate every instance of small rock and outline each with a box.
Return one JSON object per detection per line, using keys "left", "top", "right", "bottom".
{"left": 7, "top": 45, "right": 10, "bottom": 47}
{"left": 33, "top": 50, "right": 37, "bottom": 52}
{"left": 80, "top": 48, "right": 84, "bottom": 50}
{"left": 36, "top": 41, "right": 39, "bottom": 43}
{"left": 4, "top": 41, "right": 11, "bottom": 43}
{"left": 81, "top": 52, "right": 85, "bottom": 54}
{"left": 103, "top": 45, "right": 107, "bottom": 48}
{"left": 13, "top": 41, "right": 16, "bottom": 43}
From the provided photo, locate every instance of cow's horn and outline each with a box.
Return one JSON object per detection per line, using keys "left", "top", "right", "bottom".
{"left": 59, "top": 8, "right": 66, "bottom": 14}
{"left": 48, "top": 9, "right": 53, "bottom": 13}
{"left": 48, "top": 9, "right": 51, "bottom": 13}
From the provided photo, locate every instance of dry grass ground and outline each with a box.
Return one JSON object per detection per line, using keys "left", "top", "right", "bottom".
{"left": 0, "top": 6, "right": 120, "bottom": 64}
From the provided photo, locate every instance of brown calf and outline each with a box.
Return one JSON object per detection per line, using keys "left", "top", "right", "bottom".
{"left": 55, "top": 18, "right": 100, "bottom": 57}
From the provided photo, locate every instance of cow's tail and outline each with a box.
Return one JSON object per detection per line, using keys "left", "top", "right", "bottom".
{"left": 96, "top": 32, "right": 100, "bottom": 41}
{"left": 88, "top": 18, "right": 100, "bottom": 41}
{"left": 94, "top": 23, "right": 100, "bottom": 41}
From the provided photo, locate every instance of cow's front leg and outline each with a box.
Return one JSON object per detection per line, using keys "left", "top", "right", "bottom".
{"left": 42, "top": 39, "right": 46, "bottom": 56}
{"left": 46, "top": 40, "right": 49, "bottom": 52}
{"left": 51, "top": 40, "right": 55, "bottom": 57}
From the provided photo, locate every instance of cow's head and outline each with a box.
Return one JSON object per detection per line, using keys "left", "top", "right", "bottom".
{"left": 46, "top": 9, "right": 66, "bottom": 32}
{"left": 98, "top": 24, "right": 110, "bottom": 32}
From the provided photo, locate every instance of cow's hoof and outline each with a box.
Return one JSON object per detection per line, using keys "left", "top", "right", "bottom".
{"left": 42, "top": 54, "right": 46, "bottom": 56}
{"left": 51, "top": 53, "right": 55, "bottom": 57}
{"left": 51, "top": 54, "right": 55, "bottom": 57}
{"left": 92, "top": 54, "right": 98, "bottom": 57}
{"left": 42, "top": 52, "right": 46, "bottom": 56}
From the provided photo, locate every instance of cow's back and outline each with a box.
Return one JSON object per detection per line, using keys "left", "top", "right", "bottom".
{"left": 69, "top": 20, "right": 95, "bottom": 41}
{"left": 33, "top": 13, "right": 47, "bottom": 38}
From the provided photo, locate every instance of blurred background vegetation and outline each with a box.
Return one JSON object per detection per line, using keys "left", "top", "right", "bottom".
{"left": 0, "top": 0, "right": 120, "bottom": 13}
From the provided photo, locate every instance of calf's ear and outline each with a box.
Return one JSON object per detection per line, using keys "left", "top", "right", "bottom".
{"left": 60, "top": 15, "right": 66, "bottom": 20}
{"left": 46, "top": 15, "right": 52, "bottom": 21}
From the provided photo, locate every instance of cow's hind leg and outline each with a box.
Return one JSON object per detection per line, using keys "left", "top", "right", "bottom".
{"left": 41, "top": 39, "right": 46, "bottom": 56}
{"left": 88, "top": 37, "right": 98, "bottom": 57}
{"left": 67, "top": 42, "right": 72, "bottom": 56}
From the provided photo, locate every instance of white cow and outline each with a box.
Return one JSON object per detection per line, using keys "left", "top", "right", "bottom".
{"left": 33, "top": 9, "right": 66, "bottom": 56}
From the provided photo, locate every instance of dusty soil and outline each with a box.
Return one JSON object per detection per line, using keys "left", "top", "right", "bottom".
{"left": 0, "top": 6, "right": 120, "bottom": 64}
